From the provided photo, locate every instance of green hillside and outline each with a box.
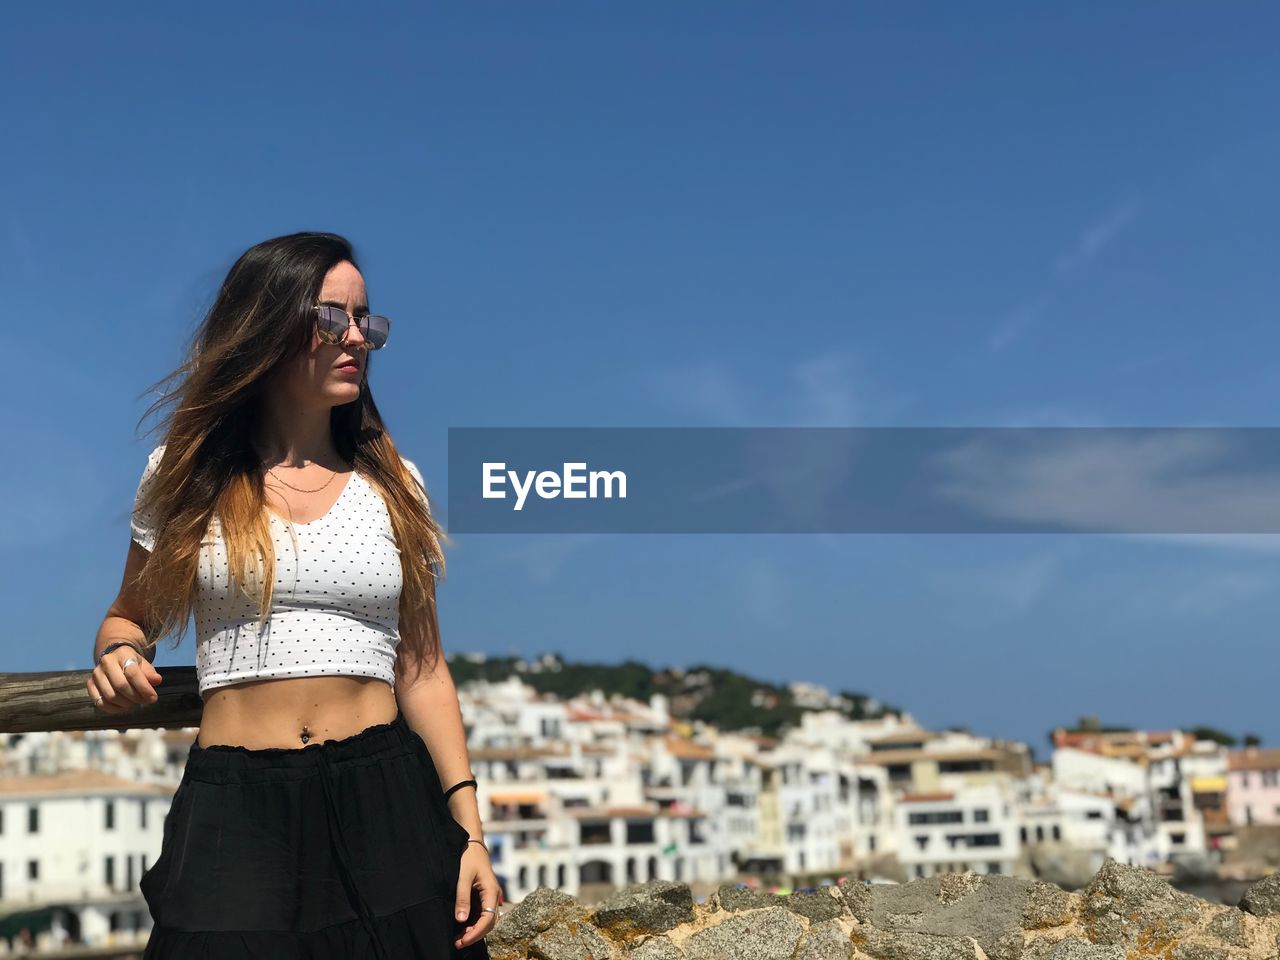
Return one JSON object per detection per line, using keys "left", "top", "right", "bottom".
{"left": 447, "top": 652, "right": 898, "bottom": 737}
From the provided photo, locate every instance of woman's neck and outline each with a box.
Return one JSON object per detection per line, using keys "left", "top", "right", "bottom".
{"left": 252, "top": 404, "right": 339, "bottom": 468}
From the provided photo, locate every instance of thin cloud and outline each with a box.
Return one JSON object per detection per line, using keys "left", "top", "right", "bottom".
{"left": 1055, "top": 199, "right": 1140, "bottom": 275}
{"left": 934, "top": 430, "right": 1280, "bottom": 536}
{"left": 643, "top": 350, "right": 907, "bottom": 427}
{"left": 989, "top": 196, "right": 1141, "bottom": 352}
{"left": 989, "top": 295, "right": 1050, "bottom": 353}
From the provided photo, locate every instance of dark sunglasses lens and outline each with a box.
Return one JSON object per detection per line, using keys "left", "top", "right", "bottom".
{"left": 316, "top": 305, "right": 347, "bottom": 342}
{"left": 362, "top": 315, "right": 390, "bottom": 350}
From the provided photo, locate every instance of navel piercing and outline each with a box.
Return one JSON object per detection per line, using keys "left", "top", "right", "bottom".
{"left": 300, "top": 724, "right": 312, "bottom": 744}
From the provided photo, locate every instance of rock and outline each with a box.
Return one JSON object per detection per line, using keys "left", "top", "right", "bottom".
{"left": 1170, "top": 944, "right": 1230, "bottom": 960}
{"left": 780, "top": 888, "right": 845, "bottom": 923}
{"left": 627, "top": 935, "right": 686, "bottom": 959}
{"left": 1023, "top": 881, "right": 1080, "bottom": 930}
{"left": 796, "top": 918, "right": 854, "bottom": 960}
{"left": 864, "top": 873, "right": 1033, "bottom": 960}
{"left": 716, "top": 883, "right": 783, "bottom": 913}
{"left": 1080, "top": 858, "right": 1201, "bottom": 946}
{"left": 937, "top": 872, "right": 984, "bottom": 906}
{"left": 985, "top": 929, "right": 1027, "bottom": 960}
{"left": 593, "top": 880, "right": 695, "bottom": 935}
{"left": 835, "top": 878, "right": 874, "bottom": 922}
{"left": 852, "top": 926, "right": 978, "bottom": 960}
{"left": 486, "top": 860, "right": 1280, "bottom": 960}
{"left": 1204, "top": 906, "right": 1246, "bottom": 947}
{"left": 1239, "top": 872, "right": 1280, "bottom": 917}
{"left": 487, "top": 885, "right": 589, "bottom": 951}
{"left": 529, "top": 920, "right": 621, "bottom": 960}
{"left": 683, "top": 906, "right": 806, "bottom": 960}
{"left": 1027, "top": 938, "right": 1124, "bottom": 960}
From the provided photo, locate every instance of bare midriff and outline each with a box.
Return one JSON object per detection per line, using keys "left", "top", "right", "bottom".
{"left": 197, "top": 675, "right": 398, "bottom": 749}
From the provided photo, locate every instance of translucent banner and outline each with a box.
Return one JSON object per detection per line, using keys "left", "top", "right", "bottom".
{"left": 445, "top": 427, "right": 1280, "bottom": 534}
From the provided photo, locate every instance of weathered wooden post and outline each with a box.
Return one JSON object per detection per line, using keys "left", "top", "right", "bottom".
{"left": 0, "top": 666, "right": 201, "bottom": 733}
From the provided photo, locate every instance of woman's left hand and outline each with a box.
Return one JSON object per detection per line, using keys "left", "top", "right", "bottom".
{"left": 454, "top": 841, "right": 502, "bottom": 949}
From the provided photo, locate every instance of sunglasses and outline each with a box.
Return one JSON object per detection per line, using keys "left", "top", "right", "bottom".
{"left": 312, "top": 304, "right": 391, "bottom": 350}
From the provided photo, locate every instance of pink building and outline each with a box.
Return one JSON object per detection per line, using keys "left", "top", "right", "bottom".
{"left": 1227, "top": 748, "right": 1280, "bottom": 827}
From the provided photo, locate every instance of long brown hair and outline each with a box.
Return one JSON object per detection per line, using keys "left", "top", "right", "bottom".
{"left": 132, "top": 231, "right": 448, "bottom": 682}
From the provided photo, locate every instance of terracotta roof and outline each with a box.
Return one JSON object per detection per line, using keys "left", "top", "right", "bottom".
{"left": 472, "top": 746, "right": 568, "bottom": 761}
{"left": 900, "top": 791, "right": 955, "bottom": 803}
{"left": 0, "top": 770, "right": 174, "bottom": 798}
{"left": 489, "top": 791, "right": 548, "bottom": 805}
{"left": 663, "top": 737, "right": 716, "bottom": 761}
{"left": 1228, "top": 748, "right": 1280, "bottom": 772}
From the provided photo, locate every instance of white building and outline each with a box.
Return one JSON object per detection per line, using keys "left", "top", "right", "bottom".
{"left": 895, "top": 784, "right": 1020, "bottom": 878}
{"left": 0, "top": 770, "right": 173, "bottom": 950}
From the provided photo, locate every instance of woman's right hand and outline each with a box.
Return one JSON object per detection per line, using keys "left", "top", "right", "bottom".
{"left": 89, "top": 647, "right": 163, "bottom": 713}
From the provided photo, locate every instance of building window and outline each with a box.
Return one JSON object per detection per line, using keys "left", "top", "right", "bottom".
{"left": 1052, "top": 825, "right": 1061, "bottom": 841}
{"left": 105, "top": 855, "right": 115, "bottom": 889}
{"left": 625, "top": 820, "right": 656, "bottom": 845}
{"left": 105, "top": 799, "right": 115, "bottom": 831}
{"left": 915, "top": 835, "right": 929, "bottom": 850}
{"left": 909, "top": 811, "right": 963, "bottom": 825}
{"left": 140, "top": 800, "right": 148, "bottom": 830}
{"left": 987, "top": 862, "right": 1000, "bottom": 873}
{"left": 974, "top": 809, "right": 989, "bottom": 822}
{"left": 27, "top": 805, "right": 38, "bottom": 834}
{"left": 28, "top": 860, "right": 39, "bottom": 880}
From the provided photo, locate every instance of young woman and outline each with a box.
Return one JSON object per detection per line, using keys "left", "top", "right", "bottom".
{"left": 90, "top": 232, "right": 498, "bottom": 958}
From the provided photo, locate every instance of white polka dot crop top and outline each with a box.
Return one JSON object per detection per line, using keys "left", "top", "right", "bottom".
{"left": 130, "top": 444, "right": 428, "bottom": 696}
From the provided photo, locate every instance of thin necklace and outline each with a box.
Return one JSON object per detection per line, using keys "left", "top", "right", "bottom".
{"left": 265, "top": 463, "right": 339, "bottom": 494}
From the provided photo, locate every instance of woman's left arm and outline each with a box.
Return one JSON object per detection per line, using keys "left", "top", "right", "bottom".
{"left": 396, "top": 650, "right": 483, "bottom": 837}
{"left": 395, "top": 646, "right": 501, "bottom": 946}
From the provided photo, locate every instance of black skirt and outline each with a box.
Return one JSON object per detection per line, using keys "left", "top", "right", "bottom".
{"left": 140, "top": 708, "right": 491, "bottom": 959}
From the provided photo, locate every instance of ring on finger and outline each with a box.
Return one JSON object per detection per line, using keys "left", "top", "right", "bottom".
{"left": 122, "top": 657, "right": 138, "bottom": 669}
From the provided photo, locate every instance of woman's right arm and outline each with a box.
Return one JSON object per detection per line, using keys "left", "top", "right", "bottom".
{"left": 89, "top": 458, "right": 167, "bottom": 714}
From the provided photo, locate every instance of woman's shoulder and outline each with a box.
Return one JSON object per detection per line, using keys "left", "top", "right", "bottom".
{"left": 399, "top": 455, "right": 425, "bottom": 488}
{"left": 136, "top": 442, "right": 167, "bottom": 484}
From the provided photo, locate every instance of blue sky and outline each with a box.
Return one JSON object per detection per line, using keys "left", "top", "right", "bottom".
{"left": 4, "top": 3, "right": 1278, "bottom": 755}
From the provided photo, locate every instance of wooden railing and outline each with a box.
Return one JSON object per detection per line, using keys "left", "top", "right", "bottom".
{"left": 0, "top": 666, "right": 202, "bottom": 733}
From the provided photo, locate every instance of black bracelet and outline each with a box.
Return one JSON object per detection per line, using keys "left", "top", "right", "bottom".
{"left": 443, "top": 777, "right": 477, "bottom": 800}
{"left": 97, "top": 640, "right": 151, "bottom": 666}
